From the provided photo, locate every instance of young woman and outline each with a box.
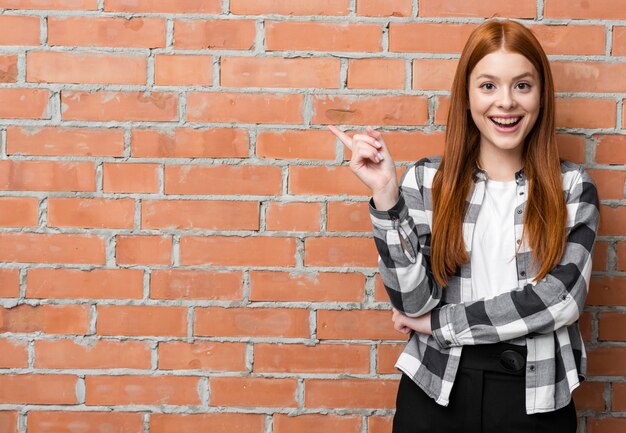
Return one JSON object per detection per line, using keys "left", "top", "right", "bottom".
{"left": 329, "top": 19, "right": 599, "bottom": 433}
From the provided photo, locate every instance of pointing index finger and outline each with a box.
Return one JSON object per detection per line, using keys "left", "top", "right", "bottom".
{"left": 327, "top": 125, "right": 353, "bottom": 150}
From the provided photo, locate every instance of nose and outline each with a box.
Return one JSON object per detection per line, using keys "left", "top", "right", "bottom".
{"left": 497, "top": 88, "right": 517, "bottom": 110}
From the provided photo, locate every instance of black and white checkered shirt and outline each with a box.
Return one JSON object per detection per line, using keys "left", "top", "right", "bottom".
{"left": 370, "top": 156, "right": 599, "bottom": 414}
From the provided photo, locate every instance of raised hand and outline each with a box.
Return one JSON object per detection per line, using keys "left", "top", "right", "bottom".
{"left": 328, "top": 125, "right": 399, "bottom": 211}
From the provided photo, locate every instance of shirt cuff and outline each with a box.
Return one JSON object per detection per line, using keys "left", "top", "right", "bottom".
{"left": 369, "top": 193, "right": 408, "bottom": 230}
{"left": 431, "top": 304, "right": 458, "bottom": 348}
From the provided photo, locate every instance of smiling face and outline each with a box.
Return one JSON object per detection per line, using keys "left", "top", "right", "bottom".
{"left": 468, "top": 48, "right": 541, "bottom": 161}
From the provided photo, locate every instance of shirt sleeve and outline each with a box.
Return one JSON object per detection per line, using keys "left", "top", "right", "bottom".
{"left": 431, "top": 167, "right": 599, "bottom": 348}
{"left": 370, "top": 161, "right": 443, "bottom": 317}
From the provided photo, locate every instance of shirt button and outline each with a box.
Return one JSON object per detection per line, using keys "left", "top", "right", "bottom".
{"left": 517, "top": 209, "right": 522, "bottom": 214}
{"left": 520, "top": 271, "right": 526, "bottom": 277}
{"left": 445, "top": 340, "right": 452, "bottom": 345}
{"left": 516, "top": 239, "right": 521, "bottom": 245}
{"left": 529, "top": 365, "right": 535, "bottom": 371}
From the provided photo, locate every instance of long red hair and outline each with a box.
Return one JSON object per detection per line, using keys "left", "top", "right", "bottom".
{"left": 431, "top": 20, "right": 567, "bottom": 287}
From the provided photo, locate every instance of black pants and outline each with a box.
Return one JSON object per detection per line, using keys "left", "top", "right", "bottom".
{"left": 393, "top": 343, "right": 577, "bottom": 433}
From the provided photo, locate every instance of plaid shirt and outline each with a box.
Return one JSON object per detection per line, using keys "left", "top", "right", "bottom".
{"left": 370, "top": 156, "right": 599, "bottom": 414}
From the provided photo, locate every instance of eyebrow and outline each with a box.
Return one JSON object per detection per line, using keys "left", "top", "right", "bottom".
{"left": 475, "top": 72, "right": 536, "bottom": 81}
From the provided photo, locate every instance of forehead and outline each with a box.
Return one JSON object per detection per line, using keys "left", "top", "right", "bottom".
{"left": 470, "top": 48, "right": 539, "bottom": 80}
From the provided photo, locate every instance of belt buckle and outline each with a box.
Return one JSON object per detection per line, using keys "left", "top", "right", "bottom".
{"left": 499, "top": 349, "right": 525, "bottom": 372}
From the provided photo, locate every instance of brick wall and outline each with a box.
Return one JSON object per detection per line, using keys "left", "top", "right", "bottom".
{"left": 0, "top": 1, "right": 624, "bottom": 432}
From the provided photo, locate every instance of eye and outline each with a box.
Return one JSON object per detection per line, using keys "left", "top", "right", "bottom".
{"left": 516, "top": 82, "right": 532, "bottom": 90}
{"left": 480, "top": 83, "right": 495, "bottom": 91}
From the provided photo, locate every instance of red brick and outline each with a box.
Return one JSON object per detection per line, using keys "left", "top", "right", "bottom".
{"left": 174, "top": 20, "right": 256, "bottom": 50}
{"left": 348, "top": 58, "right": 405, "bottom": 90}
{"left": 288, "top": 166, "right": 371, "bottom": 196}
{"left": 613, "top": 383, "right": 626, "bottom": 411}
{"left": 155, "top": 54, "right": 213, "bottom": 86}
{"left": 116, "top": 235, "right": 172, "bottom": 266}
{"left": 317, "top": 309, "right": 400, "bottom": 340}
{"left": 266, "top": 202, "right": 321, "bottom": 231}
{"left": 377, "top": 343, "right": 404, "bottom": 374}
{"left": 180, "top": 236, "right": 296, "bottom": 267}
{"left": 557, "top": 134, "right": 585, "bottom": 164}
{"left": 0, "top": 0, "right": 96, "bottom": 9}
{"left": 6, "top": 126, "right": 125, "bottom": 157}
{"left": 327, "top": 201, "right": 372, "bottom": 232}
{"left": 613, "top": 27, "right": 626, "bottom": 56}
{"left": 545, "top": 0, "right": 626, "bottom": 19}
{"left": 103, "top": 163, "right": 159, "bottom": 193}
{"left": 48, "top": 16, "right": 165, "bottom": 48}
{"left": 34, "top": 339, "right": 151, "bottom": 369}
{"left": 210, "top": 377, "right": 297, "bottom": 407}
{"left": 596, "top": 135, "right": 626, "bottom": 164}
{"left": 249, "top": 271, "right": 365, "bottom": 302}
{"left": 580, "top": 311, "right": 593, "bottom": 342}
{"left": 222, "top": 57, "right": 340, "bottom": 88}
{"left": 105, "top": 0, "right": 220, "bottom": 13}
{"left": 194, "top": 307, "right": 309, "bottom": 338}
{"left": 305, "top": 237, "right": 378, "bottom": 267}
{"left": 0, "top": 375, "right": 77, "bottom": 404}
{"left": 389, "top": 23, "right": 476, "bottom": 53}
{"left": 412, "top": 59, "right": 456, "bottom": 91}
{"left": 274, "top": 414, "right": 362, "bottom": 433}
{"left": 187, "top": 92, "right": 303, "bottom": 124}
{"left": 0, "top": 16, "right": 39, "bottom": 46}
{"left": 572, "top": 381, "right": 606, "bottom": 411}
{"left": 254, "top": 343, "right": 370, "bottom": 373}
{"left": 0, "top": 339, "right": 28, "bottom": 368}
{"left": 420, "top": 0, "right": 535, "bottom": 17}
{"left": 305, "top": 379, "right": 397, "bottom": 408}
{"left": 256, "top": 130, "right": 335, "bottom": 160}
{"left": 27, "top": 51, "right": 146, "bottom": 84}
{"left": 0, "top": 55, "right": 17, "bottom": 82}
{"left": 132, "top": 128, "right": 249, "bottom": 158}
{"left": 0, "top": 412, "right": 17, "bottom": 433}
{"left": 368, "top": 415, "right": 393, "bottom": 433}
{"left": 61, "top": 90, "right": 178, "bottom": 122}
{"left": 151, "top": 414, "right": 264, "bottom": 433}
{"left": 556, "top": 98, "right": 616, "bottom": 129}
{"left": 48, "top": 198, "right": 135, "bottom": 229}
{"left": 85, "top": 375, "right": 200, "bottom": 405}
{"left": 618, "top": 242, "right": 626, "bottom": 271}
{"left": 27, "top": 268, "right": 143, "bottom": 299}
{"left": 587, "top": 276, "right": 626, "bottom": 306}
{"left": 0, "top": 88, "right": 49, "bottom": 119}
{"left": 312, "top": 95, "right": 428, "bottom": 126}
{"left": 150, "top": 270, "right": 243, "bottom": 300}
{"left": 158, "top": 341, "right": 246, "bottom": 371}
{"left": 231, "top": 0, "right": 349, "bottom": 15}
{"left": 435, "top": 96, "right": 450, "bottom": 125}
{"left": 587, "top": 346, "right": 626, "bottom": 376}
{"left": 28, "top": 412, "right": 143, "bottom": 433}
{"left": 552, "top": 62, "right": 626, "bottom": 93}
{"left": 142, "top": 200, "right": 259, "bottom": 231}
{"left": 0, "top": 269, "right": 19, "bottom": 298}
{"left": 0, "top": 304, "right": 89, "bottom": 335}
{"left": 589, "top": 169, "right": 625, "bottom": 200}
{"left": 599, "top": 312, "right": 626, "bottom": 342}
{"left": 531, "top": 25, "right": 606, "bottom": 56}
{"left": 587, "top": 418, "right": 626, "bottom": 433}
{"left": 592, "top": 241, "right": 608, "bottom": 272}
{"left": 0, "top": 160, "right": 95, "bottom": 192}
{"left": 0, "top": 233, "right": 105, "bottom": 264}
{"left": 97, "top": 305, "right": 187, "bottom": 337}
{"left": 266, "top": 21, "right": 382, "bottom": 52}
{"left": 0, "top": 197, "right": 39, "bottom": 228}
{"left": 598, "top": 206, "right": 626, "bottom": 236}
{"left": 165, "top": 165, "right": 282, "bottom": 195}
{"left": 356, "top": 0, "right": 412, "bottom": 17}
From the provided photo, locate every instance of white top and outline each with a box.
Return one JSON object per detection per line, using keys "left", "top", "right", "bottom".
{"left": 470, "top": 178, "right": 519, "bottom": 300}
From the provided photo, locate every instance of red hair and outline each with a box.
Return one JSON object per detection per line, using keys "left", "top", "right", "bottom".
{"left": 431, "top": 19, "right": 567, "bottom": 287}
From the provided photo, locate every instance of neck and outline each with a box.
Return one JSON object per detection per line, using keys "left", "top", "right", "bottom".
{"left": 478, "top": 146, "right": 523, "bottom": 181}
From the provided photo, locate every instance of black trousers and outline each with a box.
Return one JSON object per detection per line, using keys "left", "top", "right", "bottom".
{"left": 393, "top": 343, "right": 577, "bottom": 433}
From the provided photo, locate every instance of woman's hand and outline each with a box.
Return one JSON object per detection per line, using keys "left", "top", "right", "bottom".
{"left": 392, "top": 308, "right": 432, "bottom": 335}
{"left": 328, "top": 125, "right": 399, "bottom": 210}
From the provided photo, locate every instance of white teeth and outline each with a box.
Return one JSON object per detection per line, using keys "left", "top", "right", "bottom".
{"left": 491, "top": 117, "right": 521, "bottom": 125}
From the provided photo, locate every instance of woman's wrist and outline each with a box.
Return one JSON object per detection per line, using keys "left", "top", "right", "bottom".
{"left": 372, "top": 182, "right": 400, "bottom": 211}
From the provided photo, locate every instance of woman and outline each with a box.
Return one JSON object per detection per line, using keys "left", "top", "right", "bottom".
{"left": 329, "top": 19, "right": 599, "bottom": 433}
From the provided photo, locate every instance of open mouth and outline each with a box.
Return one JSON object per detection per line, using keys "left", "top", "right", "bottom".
{"left": 489, "top": 116, "right": 523, "bottom": 129}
